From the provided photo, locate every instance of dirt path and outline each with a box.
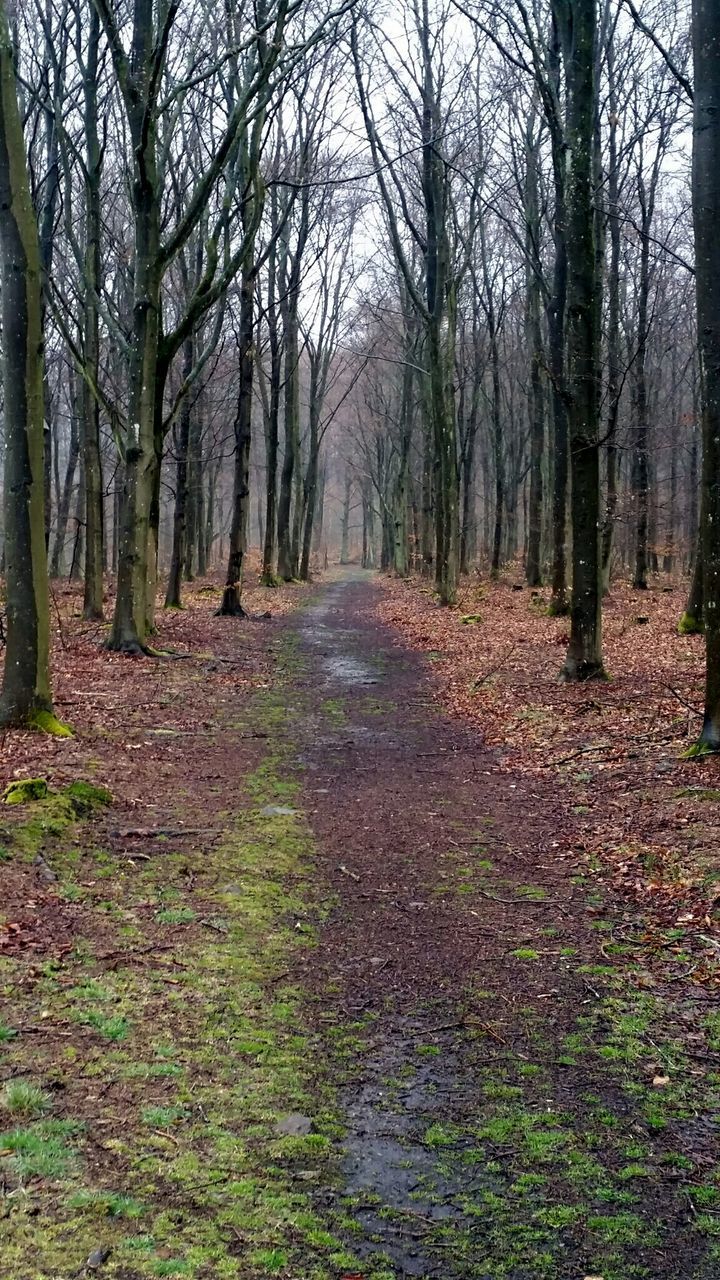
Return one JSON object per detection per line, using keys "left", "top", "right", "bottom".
{"left": 1, "top": 571, "right": 718, "bottom": 1280}
{"left": 288, "top": 571, "right": 720, "bottom": 1280}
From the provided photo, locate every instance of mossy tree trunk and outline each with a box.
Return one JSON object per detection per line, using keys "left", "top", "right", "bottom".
{"left": 0, "top": 1, "right": 53, "bottom": 727}
{"left": 693, "top": 0, "right": 720, "bottom": 747}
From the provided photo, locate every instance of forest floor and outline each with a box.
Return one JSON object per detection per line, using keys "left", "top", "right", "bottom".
{"left": 1, "top": 568, "right": 719, "bottom": 1280}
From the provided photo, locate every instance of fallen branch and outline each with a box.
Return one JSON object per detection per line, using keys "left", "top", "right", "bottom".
{"left": 472, "top": 643, "right": 519, "bottom": 689}
{"left": 109, "top": 827, "right": 212, "bottom": 839}
{"left": 664, "top": 684, "right": 703, "bottom": 717}
{"left": 550, "top": 743, "right": 611, "bottom": 767}
{"left": 477, "top": 888, "right": 552, "bottom": 906}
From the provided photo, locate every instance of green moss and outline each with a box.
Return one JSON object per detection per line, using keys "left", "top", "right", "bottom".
{"left": 3, "top": 777, "right": 48, "bottom": 805}
{"left": 321, "top": 698, "right": 347, "bottom": 726}
{"left": 617, "top": 1163, "right": 650, "bottom": 1181}
{"left": 68, "top": 1189, "right": 145, "bottom": 1218}
{"left": 78, "top": 1011, "right": 131, "bottom": 1041}
{"left": 423, "top": 1121, "right": 460, "bottom": 1147}
{"left": 678, "top": 611, "right": 703, "bottom": 635}
{"left": 28, "top": 709, "right": 74, "bottom": 737}
{"left": 588, "top": 1212, "right": 658, "bottom": 1247}
{"left": 65, "top": 780, "right": 112, "bottom": 814}
{"left": 156, "top": 907, "right": 196, "bottom": 925}
{"left": 676, "top": 787, "right": 720, "bottom": 802}
{"left": 140, "top": 1106, "right": 185, "bottom": 1128}
{"left": 683, "top": 741, "right": 716, "bottom": 759}
{"left": 692, "top": 1185, "right": 720, "bottom": 1208}
{"left": 533, "top": 1204, "right": 581, "bottom": 1228}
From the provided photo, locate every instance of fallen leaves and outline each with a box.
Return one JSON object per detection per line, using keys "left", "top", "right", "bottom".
{"left": 374, "top": 573, "right": 720, "bottom": 973}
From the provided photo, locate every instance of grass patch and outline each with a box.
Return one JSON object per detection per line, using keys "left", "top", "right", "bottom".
{"left": 1, "top": 1080, "right": 51, "bottom": 1116}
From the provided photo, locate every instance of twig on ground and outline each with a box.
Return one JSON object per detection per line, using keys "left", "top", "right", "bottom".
{"left": 550, "top": 743, "right": 611, "bottom": 767}
{"left": 472, "top": 643, "right": 519, "bottom": 690}
{"left": 664, "top": 684, "right": 703, "bottom": 717}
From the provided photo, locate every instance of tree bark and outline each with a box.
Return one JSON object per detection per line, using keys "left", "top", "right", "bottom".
{"left": 340, "top": 472, "right": 352, "bottom": 564}
{"left": 692, "top": 0, "right": 720, "bottom": 747}
{"left": 165, "top": 334, "right": 194, "bottom": 609}
{"left": 51, "top": 375, "right": 80, "bottom": 578}
{"left": 261, "top": 213, "right": 282, "bottom": 584}
{"left": 601, "top": 27, "right": 621, "bottom": 593}
{"left": 81, "top": 6, "right": 104, "bottom": 620}
{"left": 555, "top": 0, "right": 604, "bottom": 681}
{"left": 525, "top": 113, "right": 544, "bottom": 588}
{"left": 547, "top": 15, "right": 569, "bottom": 616}
{"left": 217, "top": 264, "right": 254, "bottom": 617}
{"left": 0, "top": 1, "right": 53, "bottom": 726}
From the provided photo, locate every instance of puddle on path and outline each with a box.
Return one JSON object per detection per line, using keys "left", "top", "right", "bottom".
{"left": 337, "top": 1027, "right": 492, "bottom": 1278}
{"left": 300, "top": 591, "right": 381, "bottom": 687}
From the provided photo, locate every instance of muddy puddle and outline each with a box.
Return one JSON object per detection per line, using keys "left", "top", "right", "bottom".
{"left": 333, "top": 1024, "right": 498, "bottom": 1277}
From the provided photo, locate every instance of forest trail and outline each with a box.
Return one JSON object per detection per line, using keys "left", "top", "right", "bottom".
{"left": 2, "top": 571, "right": 718, "bottom": 1280}
{"left": 288, "top": 570, "right": 718, "bottom": 1280}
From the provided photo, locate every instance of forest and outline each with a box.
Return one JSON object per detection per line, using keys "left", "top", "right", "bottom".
{"left": 1, "top": 1, "right": 720, "bottom": 1278}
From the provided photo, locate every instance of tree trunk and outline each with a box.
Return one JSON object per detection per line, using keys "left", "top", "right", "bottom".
{"left": 277, "top": 297, "right": 300, "bottom": 581}
{"left": 631, "top": 184, "right": 651, "bottom": 590}
{"left": 601, "top": 29, "right": 621, "bottom": 593}
{"left": 547, "top": 14, "right": 569, "bottom": 615}
{"left": 489, "top": 330, "right": 503, "bottom": 581}
{"left": 217, "top": 265, "right": 254, "bottom": 617}
{"left": 165, "top": 334, "right": 194, "bottom": 609}
{"left": 312, "top": 463, "right": 326, "bottom": 558}
{"left": 556, "top": 0, "right": 604, "bottom": 681}
{"left": 299, "top": 388, "right": 320, "bottom": 581}
{"left": 362, "top": 483, "right": 376, "bottom": 569}
{"left": 693, "top": 0, "right": 720, "bottom": 747}
{"left": 459, "top": 327, "right": 479, "bottom": 578}
{"left": 525, "top": 292, "right": 544, "bottom": 587}
{"left": 81, "top": 6, "right": 104, "bottom": 621}
{"left": 261, "top": 232, "right": 281, "bottom": 584}
{"left": 0, "top": 3, "right": 53, "bottom": 727}
{"left": 201, "top": 460, "right": 217, "bottom": 576}
{"left": 184, "top": 394, "right": 203, "bottom": 580}
{"left": 37, "top": 22, "right": 61, "bottom": 552}
{"left": 340, "top": 473, "right": 352, "bottom": 564}
{"left": 421, "top": 7, "right": 458, "bottom": 605}
{"left": 106, "top": 129, "right": 161, "bottom": 653}
{"left": 420, "top": 405, "right": 434, "bottom": 576}
{"left": 480, "top": 224, "right": 503, "bottom": 582}
{"left": 51, "top": 376, "right": 81, "bottom": 578}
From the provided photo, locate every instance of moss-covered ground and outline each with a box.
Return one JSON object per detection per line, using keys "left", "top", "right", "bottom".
{"left": 0, "top": 634, "right": 366, "bottom": 1280}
